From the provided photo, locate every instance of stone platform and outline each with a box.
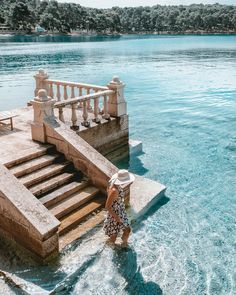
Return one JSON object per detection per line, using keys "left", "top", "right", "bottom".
{"left": 0, "top": 106, "right": 111, "bottom": 162}
{"left": 0, "top": 106, "right": 129, "bottom": 163}
{"left": 129, "top": 175, "right": 166, "bottom": 222}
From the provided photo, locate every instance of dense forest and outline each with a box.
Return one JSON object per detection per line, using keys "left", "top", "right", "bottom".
{"left": 0, "top": 0, "right": 236, "bottom": 34}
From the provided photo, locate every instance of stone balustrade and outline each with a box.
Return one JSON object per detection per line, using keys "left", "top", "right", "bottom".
{"left": 34, "top": 70, "right": 127, "bottom": 129}
{"left": 46, "top": 79, "right": 109, "bottom": 103}
{"left": 54, "top": 89, "right": 114, "bottom": 129}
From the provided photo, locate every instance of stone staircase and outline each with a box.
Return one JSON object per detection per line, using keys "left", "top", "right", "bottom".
{"left": 5, "top": 144, "right": 106, "bottom": 247}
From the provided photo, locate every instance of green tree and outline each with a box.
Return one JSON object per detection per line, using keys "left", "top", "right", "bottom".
{"left": 39, "top": 0, "right": 61, "bottom": 32}
{"left": 0, "top": 1, "right": 236, "bottom": 34}
{"left": 8, "top": 1, "right": 35, "bottom": 31}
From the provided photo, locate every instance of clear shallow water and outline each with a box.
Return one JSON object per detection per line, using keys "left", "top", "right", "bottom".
{"left": 0, "top": 35, "right": 236, "bottom": 294}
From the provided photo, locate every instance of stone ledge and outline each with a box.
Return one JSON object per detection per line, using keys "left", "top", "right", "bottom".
{"left": 129, "top": 139, "right": 143, "bottom": 155}
{"left": 78, "top": 115, "right": 129, "bottom": 152}
{"left": 128, "top": 175, "right": 166, "bottom": 222}
{"left": 0, "top": 164, "right": 60, "bottom": 257}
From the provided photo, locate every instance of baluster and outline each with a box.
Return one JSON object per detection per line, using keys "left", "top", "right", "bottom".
{"left": 103, "top": 95, "right": 110, "bottom": 120}
{"left": 82, "top": 100, "right": 90, "bottom": 127}
{"left": 71, "top": 103, "right": 79, "bottom": 130}
{"left": 49, "top": 83, "right": 54, "bottom": 98}
{"left": 86, "top": 88, "right": 92, "bottom": 110}
{"left": 78, "top": 87, "right": 83, "bottom": 108}
{"left": 95, "top": 89, "right": 102, "bottom": 114}
{"left": 71, "top": 86, "right": 75, "bottom": 98}
{"left": 56, "top": 84, "right": 61, "bottom": 101}
{"left": 63, "top": 85, "right": 68, "bottom": 100}
{"left": 93, "top": 97, "right": 100, "bottom": 123}
{"left": 58, "top": 107, "right": 65, "bottom": 123}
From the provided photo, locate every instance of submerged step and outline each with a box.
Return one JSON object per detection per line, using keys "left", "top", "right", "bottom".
{"left": 59, "top": 195, "right": 106, "bottom": 236}
{"left": 30, "top": 172, "right": 76, "bottom": 198}
{"left": 19, "top": 161, "right": 72, "bottom": 188}
{"left": 59, "top": 210, "right": 105, "bottom": 250}
{"left": 40, "top": 179, "right": 89, "bottom": 208}
{"left": 49, "top": 186, "right": 100, "bottom": 219}
{"left": 10, "top": 154, "right": 62, "bottom": 177}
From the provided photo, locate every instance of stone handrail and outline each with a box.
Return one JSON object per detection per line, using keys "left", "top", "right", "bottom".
{"left": 43, "top": 117, "right": 118, "bottom": 193}
{"left": 54, "top": 89, "right": 114, "bottom": 128}
{"left": 0, "top": 164, "right": 60, "bottom": 258}
{"left": 46, "top": 79, "right": 109, "bottom": 103}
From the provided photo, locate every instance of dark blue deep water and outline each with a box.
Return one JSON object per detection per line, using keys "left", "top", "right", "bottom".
{"left": 0, "top": 35, "right": 235, "bottom": 294}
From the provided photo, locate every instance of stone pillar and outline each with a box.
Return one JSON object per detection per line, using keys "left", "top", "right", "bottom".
{"left": 34, "top": 69, "right": 49, "bottom": 96}
{"left": 107, "top": 76, "right": 127, "bottom": 117}
{"left": 30, "top": 89, "right": 56, "bottom": 143}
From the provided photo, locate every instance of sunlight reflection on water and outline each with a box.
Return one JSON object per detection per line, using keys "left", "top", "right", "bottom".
{"left": 0, "top": 35, "right": 235, "bottom": 294}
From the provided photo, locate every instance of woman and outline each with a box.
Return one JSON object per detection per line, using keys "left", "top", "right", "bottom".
{"left": 103, "top": 169, "right": 135, "bottom": 247}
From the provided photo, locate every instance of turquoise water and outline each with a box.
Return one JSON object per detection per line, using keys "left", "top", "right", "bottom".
{"left": 0, "top": 35, "right": 236, "bottom": 294}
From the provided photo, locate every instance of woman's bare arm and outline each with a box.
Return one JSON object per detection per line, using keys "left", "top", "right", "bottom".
{"left": 105, "top": 187, "right": 122, "bottom": 223}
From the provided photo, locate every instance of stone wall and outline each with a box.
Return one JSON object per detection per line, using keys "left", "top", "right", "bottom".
{"left": 0, "top": 164, "right": 60, "bottom": 259}
{"left": 78, "top": 115, "right": 129, "bottom": 162}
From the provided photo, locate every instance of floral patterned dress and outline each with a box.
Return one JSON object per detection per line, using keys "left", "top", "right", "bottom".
{"left": 103, "top": 186, "right": 130, "bottom": 237}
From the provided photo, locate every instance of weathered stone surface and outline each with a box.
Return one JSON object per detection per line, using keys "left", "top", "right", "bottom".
{"left": 49, "top": 185, "right": 99, "bottom": 219}
{"left": 10, "top": 154, "right": 59, "bottom": 177}
{"left": 78, "top": 114, "right": 129, "bottom": 161}
{"left": 129, "top": 139, "right": 143, "bottom": 155}
{"left": 31, "top": 172, "right": 77, "bottom": 198}
{"left": 0, "top": 164, "right": 60, "bottom": 257}
{"left": 107, "top": 76, "right": 127, "bottom": 117}
{"left": 104, "top": 144, "right": 129, "bottom": 163}
{"left": 2, "top": 144, "right": 54, "bottom": 168}
{"left": 34, "top": 70, "right": 49, "bottom": 97}
{"left": 79, "top": 115, "right": 128, "bottom": 147}
{"left": 59, "top": 210, "right": 105, "bottom": 250}
{"left": 59, "top": 195, "right": 105, "bottom": 235}
{"left": 44, "top": 117, "right": 119, "bottom": 193}
{"left": 30, "top": 89, "right": 56, "bottom": 143}
{"left": 0, "top": 107, "right": 129, "bottom": 166}
{"left": 127, "top": 175, "right": 166, "bottom": 222}
{"left": 19, "top": 161, "right": 71, "bottom": 188}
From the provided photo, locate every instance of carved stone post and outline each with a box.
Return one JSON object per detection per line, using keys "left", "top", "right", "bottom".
{"left": 34, "top": 69, "right": 49, "bottom": 96}
{"left": 30, "top": 89, "right": 56, "bottom": 143}
{"left": 107, "top": 76, "right": 127, "bottom": 117}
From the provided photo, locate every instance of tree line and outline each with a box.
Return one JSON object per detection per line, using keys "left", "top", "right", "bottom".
{"left": 0, "top": 0, "right": 236, "bottom": 34}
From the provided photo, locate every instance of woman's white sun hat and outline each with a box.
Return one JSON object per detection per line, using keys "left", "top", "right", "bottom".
{"left": 110, "top": 169, "right": 135, "bottom": 186}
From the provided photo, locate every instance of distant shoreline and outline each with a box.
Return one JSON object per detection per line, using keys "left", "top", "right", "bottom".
{"left": 0, "top": 31, "right": 236, "bottom": 37}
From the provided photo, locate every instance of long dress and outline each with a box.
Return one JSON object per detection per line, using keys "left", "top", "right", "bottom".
{"left": 103, "top": 186, "right": 130, "bottom": 237}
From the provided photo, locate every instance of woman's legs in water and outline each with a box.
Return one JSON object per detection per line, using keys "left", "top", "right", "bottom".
{"left": 107, "top": 234, "right": 117, "bottom": 244}
{"left": 121, "top": 226, "right": 131, "bottom": 246}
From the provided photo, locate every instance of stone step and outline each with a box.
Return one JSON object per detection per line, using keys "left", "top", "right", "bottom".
{"left": 49, "top": 185, "right": 100, "bottom": 220}
{"left": 10, "top": 154, "right": 62, "bottom": 178}
{"left": 59, "top": 210, "right": 105, "bottom": 250}
{"left": 19, "top": 161, "right": 72, "bottom": 188}
{"left": 3, "top": 144, "right": 55, "bottom": 168}
{"left": 30, "top": 172, "right": 77, "bottom": 198}
{"left": 58, "top": 195, "right": 105, "bottom": 236}
{"left": 40, "top": 179, "right": 89, "bottom": 208}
